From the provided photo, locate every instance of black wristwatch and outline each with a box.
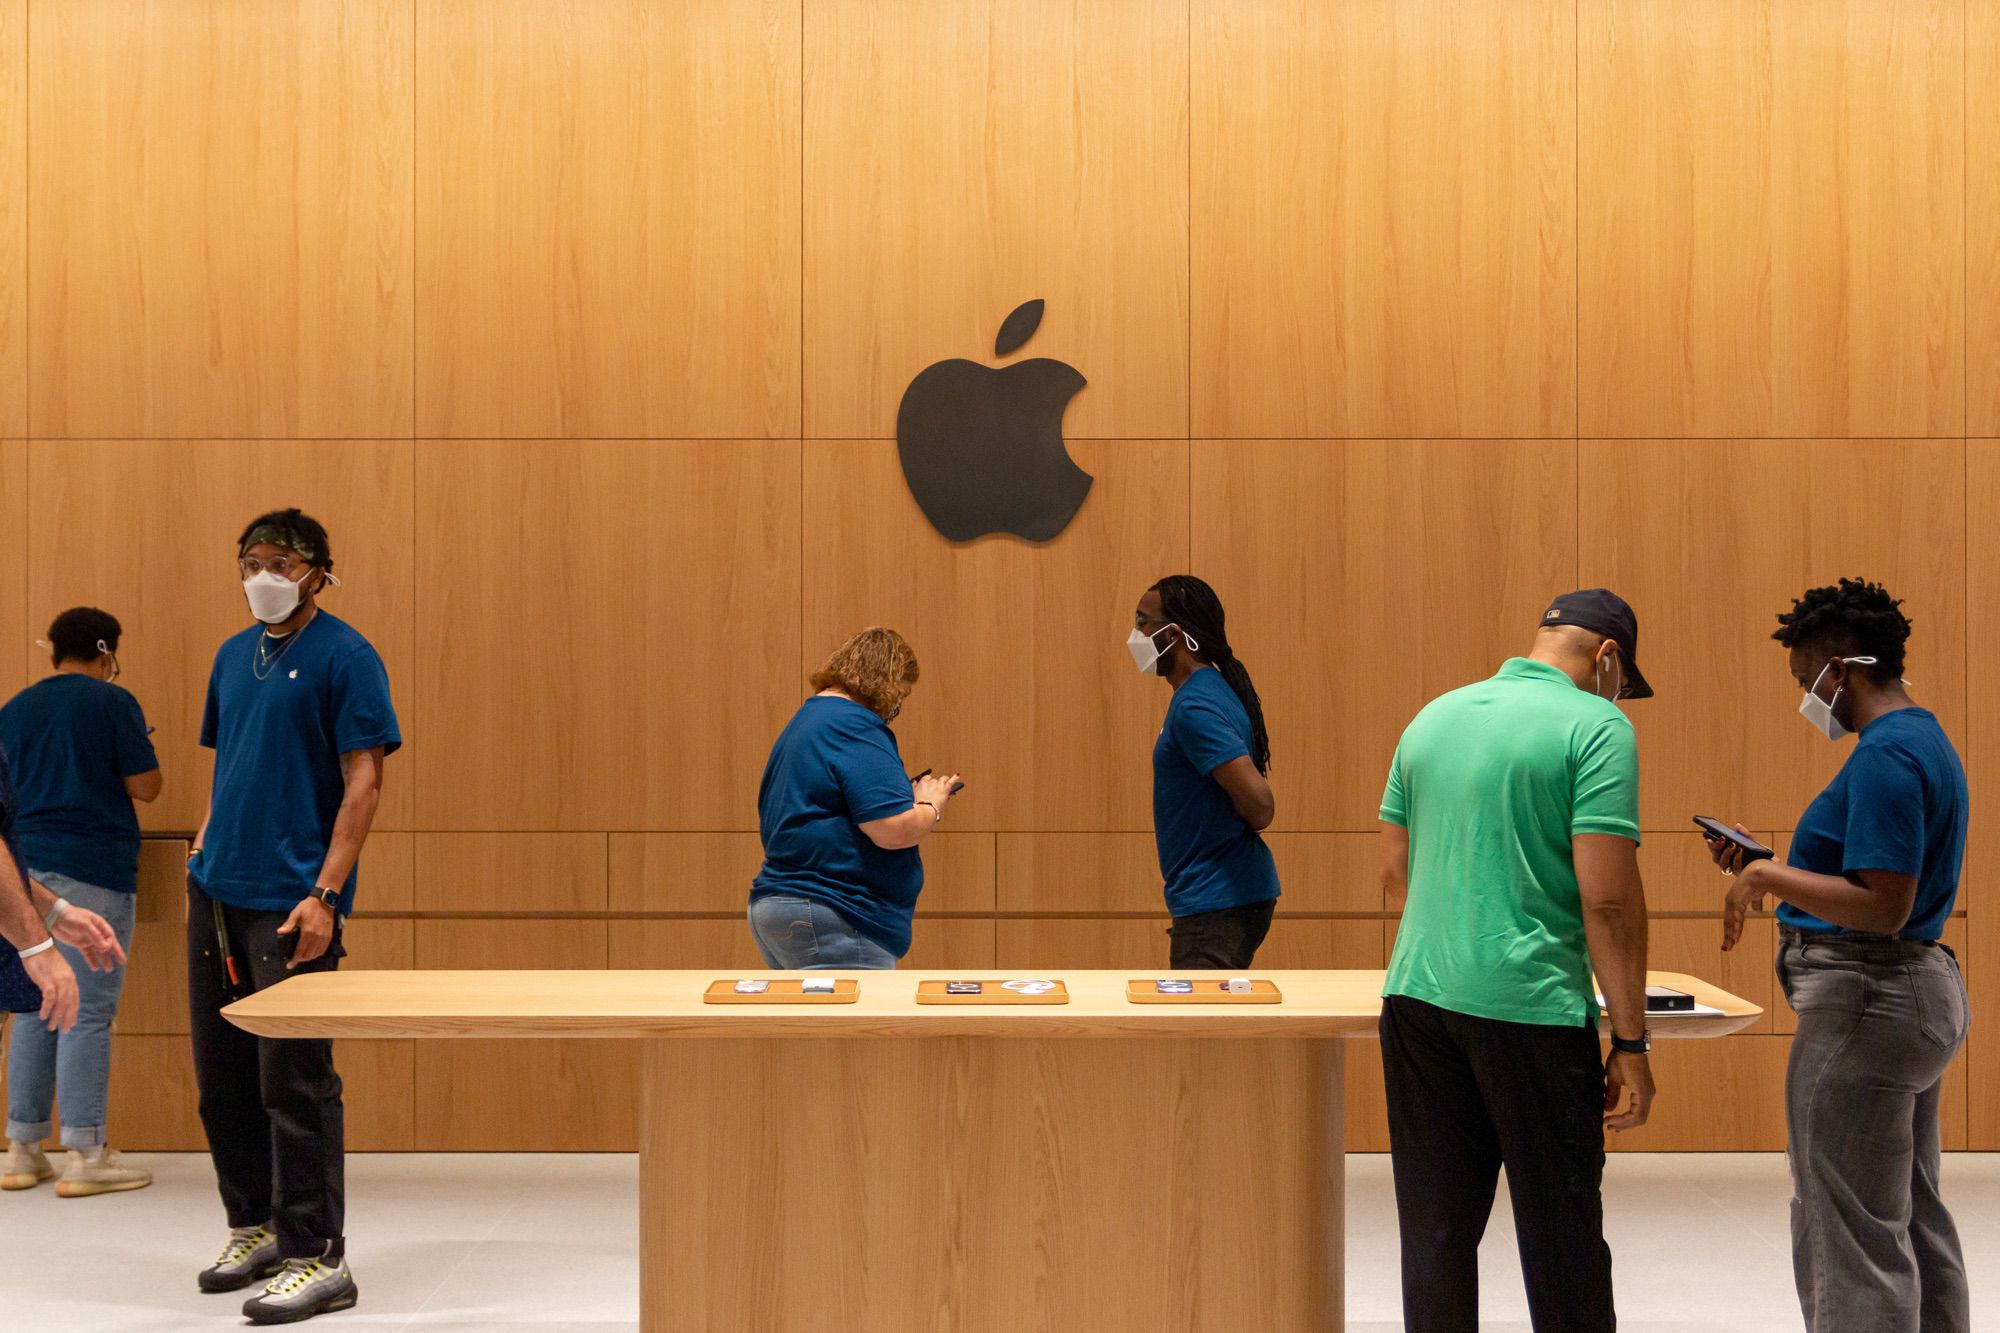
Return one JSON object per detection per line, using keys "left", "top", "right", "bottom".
{"left": 312, "top": 886, "right": 341, "bottom": 911}
{"left": 1610, "top": 1032, "right": 1652, "bottom": 1056}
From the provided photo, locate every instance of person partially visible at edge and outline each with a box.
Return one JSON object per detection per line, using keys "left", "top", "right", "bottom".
{"left": 1377, "top": 588, "right": 1656, "bottom": 1333}
{"left": 1129, "top": 575, "right": 1279, "bottom": 969}
{"left": 749, "top": 628, "right": 960, "bottom": 970}
{"left": 1707, "top": 578, "right": 1969, "bottom": 1333}
{"left": 0, "top": 607, "right": 161, "bottom": 1197}
{"left": 186, "top": 508, "right": 398, "bottom": 1325}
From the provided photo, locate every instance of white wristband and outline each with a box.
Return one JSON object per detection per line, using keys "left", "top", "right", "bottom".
{"left": 43, "top": 897, "right": 71, "bottom": 931}
{"left": 18, "top": 937, "right": 55, "bottom": 960}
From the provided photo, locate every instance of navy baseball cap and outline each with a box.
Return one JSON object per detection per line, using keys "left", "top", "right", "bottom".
{"left": 1540, "top": 589, "right": 1654, "bottom": 699}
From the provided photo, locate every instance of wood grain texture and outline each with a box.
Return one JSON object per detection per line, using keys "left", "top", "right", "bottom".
{"left": 415, "top": 833, "right": 609, "bottom": 913}
{"left": 28, "top": 0, "right": 413, "bottom": 437}
{"left": 1966, "top": 901, "right": 1994, "bottom": 1148}
{"left": 608, "top": 831, "right": 995, "bottom": 914}
{"left": 1579, "top": 0, "right": 1964, "bottom": 437}
{"left": 1639, "top": 830, "right": 1783, "bottom": 913}
{"left": 1607, "top": 1035, "right": 1793, "bottom": 1152}
{"left": 803, "top": 0, "right": 1187, "bottom": 439}
{"left": 1972, "top": 441, "right": 2000, "bottom": 1146}
{"left": 1579, "top": 439, "right": 1966, "bottom": 831}
{"left": 416, "top": 0, "right": 799, "bottom": 437}
{"left": 642, "top": 1035, "right": 1340, "bottom": 1332}
{"left": 0, "top": 441, "right": 23, "bottom": 699}
{"left": 414, "top": 440, "right": 800, "bottom": 830}
{"left": 1192, "top": 439, "right": 1577, "bottom": 830}
{"left": 802, "top": 441, "right": 1189, "bottom": 832}
{"left": 358, "top": 830, "right": 416, "bottom": 914}
{"left": 995, "top": 918, "right": 1389, "bottom": 974}
{"left": 996, "top": 832, "right": 1379, "bottom": 915}
{"left": 0, "top": 0, "right": 20, "bottom": 437}
{"left": 1973, "top": 2, "right": 2000, "bottom": 433}
{"left": 25, "top": 440, "right": 416, "bottom": 831}
{"left": 410, "top": 919, "right": 637, "bottom": 1150}
{"left": 1192, "top": 0, "right": 1574, "bottom": 438}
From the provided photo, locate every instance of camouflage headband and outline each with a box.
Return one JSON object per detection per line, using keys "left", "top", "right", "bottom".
{"left": 241, "top": 523, "right": 320, "bottom": 563}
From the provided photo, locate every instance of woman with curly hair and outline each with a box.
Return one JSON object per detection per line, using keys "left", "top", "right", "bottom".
{"left": 1705, "top": 578, "right": 1969, "bottom": 1333}
{"left": 747, "top": 628, "right": 960, "bottom": 969}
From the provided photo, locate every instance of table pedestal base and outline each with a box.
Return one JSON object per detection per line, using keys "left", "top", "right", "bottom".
{"left": 640, "top": 1036, "right": 1344, "bottom": 1332}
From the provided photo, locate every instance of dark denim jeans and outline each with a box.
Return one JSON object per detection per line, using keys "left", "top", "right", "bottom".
{"left": 1780, "top": 927, "right": 1970, "bottom": 1333}
{"left": 1166, "top": 898, "right": 1276, "bottom": 969}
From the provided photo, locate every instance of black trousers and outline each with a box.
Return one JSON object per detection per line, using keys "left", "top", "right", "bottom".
{"left": 1380, "top": 994, "right": 1614, "bottom": 1333}
{"left": 1167, "top": 898, "right": 1276, "bottom": 969}
{"left": 186, "top": 880, "right": 347, "bottom": 1261}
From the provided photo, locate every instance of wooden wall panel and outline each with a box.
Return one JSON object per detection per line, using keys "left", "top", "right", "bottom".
{"left": 996, "top": 918, "right": 1379, "bottom": 972}
{"left": 416, "top": 0, "right": 799, "bottom": 438}
{"left": 1966, "top": 441, "right": 1998, "bottom": 1146}
{"left": 359, "top": 830, "right": 416, "bottom": 914}
{"left": 25, "top": 440, "right": 416, "bottom": 831}
{"left": 609, "top": 832, "right": 996, "bottom": 915}
{"left": 27, "top": 0, "right": 413, "bottom": 438}
{"left": 1649, "top": 917, "right": 1778, "bottom": 1036}
{"left": 803, "top": 0, "right": 1186, "bottom": 439}
{"left": 1579, "top": 440, "right": 1966, "bottom": 831}
{"left": 415, "top": 833, "right": 608, "bottom": 913}
{"left": 1579, "top": 0, "right": 1964, "bottom": 437}
{"left": 414, "top": 441, "right": 800, "bottom": 831}
{"left": 413, "top": 919, "right": 637, "bottom": 1150}
{"left": 1608, "top": 1036, "right": 1793, "bottom": 1152}
{"left": 1969, "top": 889, "right": 1995, "bottom": 1148}
{"left": 1640, "top": 831, "right": 1783, "bottom": 914}
{"left": 0, "top": 440, "right": 23, "bottom": 700}
{"left": 996, "top": 832, "right": 1379, "bottom": 915}
{"left": 0, "top": 0, "right": 20, "bottom": 438}
{"left": 1191, "top": 0, "right": 1574, "bottom": 438}
{"left": 1192, "top": 440, "right": 1576, "bottom": 830}
{"left": 610, "top": 919, "right": 764, "bottom": 972}
{"left": 1973, "top": 3, "right": 2000, "bottom": 434}
{"left": 803, "top": 441, "right": 1188, "bottom": 832}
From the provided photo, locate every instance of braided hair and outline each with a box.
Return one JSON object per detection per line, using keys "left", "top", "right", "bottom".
{"left": 1773, "top": 578, "right": 1913, "bottom": 680}
{"left": 1149, "top": 574, "right": 1271, "bottom": 774}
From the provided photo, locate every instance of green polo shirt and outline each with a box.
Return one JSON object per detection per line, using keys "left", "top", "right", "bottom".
{"left": 1380, "top": 657, "right": 1641, "bottom": 1027}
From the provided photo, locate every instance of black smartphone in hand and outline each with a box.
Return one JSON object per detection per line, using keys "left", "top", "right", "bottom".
{"left": 1692, "top": 816, "right": 1775, "bottom": 862}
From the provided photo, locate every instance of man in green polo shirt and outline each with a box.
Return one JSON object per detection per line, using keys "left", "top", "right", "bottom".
{"left": 1378, "top": 589, "right": 1657, "bottom": 1333}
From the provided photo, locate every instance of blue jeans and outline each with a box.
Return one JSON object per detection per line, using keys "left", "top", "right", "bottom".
{"left": 6, "top": 871, "right": 137, "bottom": 1149}
{"left": 747, "top": 895, "right": 898, "bottom": 970}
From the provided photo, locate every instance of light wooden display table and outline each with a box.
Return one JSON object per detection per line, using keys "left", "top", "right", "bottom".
{"left": 227, "top": 969, "right": 1759, "bottom": 1333}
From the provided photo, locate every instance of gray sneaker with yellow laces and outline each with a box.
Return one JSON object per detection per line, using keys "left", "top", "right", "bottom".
{"left": 242, "top": 1254, "right": 359, "bottom": 1324}
{"left": 198, "top": 1223, "right": 283, "bottom": 1292}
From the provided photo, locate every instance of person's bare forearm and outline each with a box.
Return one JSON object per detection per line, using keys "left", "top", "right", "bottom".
{"left": 0, "top": 856, "right": 51, "bottom": 951}
{"left": 1745, "top": 861, "right": 1913, "bottom": 935}
{"left": 313, "top": 786, "right": 380, "bottom": 891}
{"left": 1584, "top": 896, "right": 1649, "bottom": 1042}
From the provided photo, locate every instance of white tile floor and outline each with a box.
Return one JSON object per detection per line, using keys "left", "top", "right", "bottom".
{"left": 1, "top": 1152, "right": 1994, "bottom": 1330}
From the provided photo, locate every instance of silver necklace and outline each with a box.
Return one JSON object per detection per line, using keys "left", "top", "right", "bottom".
{"left": 252, "top": 618, "right": 311, "bottom": 681}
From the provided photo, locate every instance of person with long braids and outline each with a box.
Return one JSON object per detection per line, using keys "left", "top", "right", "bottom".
{"left": 1128, "top": 575, "right": 1279, "bottom": 968}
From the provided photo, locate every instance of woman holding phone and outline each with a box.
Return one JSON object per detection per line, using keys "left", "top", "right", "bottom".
{"left": 1129, "top": 575, "right": 1279, "bottom": 968}
{"left": 1705, "top": 578, "right": 1969, "bottom": 1333}
{"left": 748, "top": 628, "right": 960, "bottom": 970}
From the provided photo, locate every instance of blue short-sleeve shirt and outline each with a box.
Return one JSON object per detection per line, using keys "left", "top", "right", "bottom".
{"left": 0, "top": 675, "right": 160, "bottom": 892}
{"left": 751, "top": 696, "right": 924, "bottom": 958}
{"left": 1152, "top": 667, "right": 1280, "bottom": 918}
{"left": 1783, "top": 707, "right": 1967, "bottom": 941}
{"left": 191, "top": 613, "right": 400, "bottom": 915}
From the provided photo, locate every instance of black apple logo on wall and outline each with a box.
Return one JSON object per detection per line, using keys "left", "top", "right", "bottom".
{"left": 895, "top": 299, "right": 1092, "bottom": 542}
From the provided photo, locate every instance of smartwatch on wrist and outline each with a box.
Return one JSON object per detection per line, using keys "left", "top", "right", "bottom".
{"left": 312, "top": 886, "right": 341, "bottom": 911}
{"left": 1610, "top": 1032, "right": 1652, "bottom": 1056}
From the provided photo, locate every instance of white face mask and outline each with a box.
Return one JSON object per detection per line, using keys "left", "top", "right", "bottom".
{"left": 244, "top": 569, "right": 310, "bottom": 625}
{"left": 1126, "top": 623, "right": 1197, "bottom": 675}
{"left": 1799, "top": 656, "right": 1876, "bottom": 741}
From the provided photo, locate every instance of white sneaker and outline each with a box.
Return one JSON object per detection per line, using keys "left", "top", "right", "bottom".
{"left": 242, "top": 1255, "right": 360, "bottom": 1324}
{"left": 55, "top": 1145, "right": 153, "bottom": 1197}
{"left": 199, "top": 1223, "right": 283, "bottom": 1293}
{"left": 1, "top": 1141, "right": 54, "bottom": 1190}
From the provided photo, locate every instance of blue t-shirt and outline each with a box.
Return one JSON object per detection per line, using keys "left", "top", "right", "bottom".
{"left": 0, "top": 675, "right": 159, "bottom": 892}
{"left": 191, "top": 613, "right": 400, "bottom": 915}
{"left": 1782, "top": 707, "right": 1967, "bottom": 941}
{"left": 751, "top": 696, "right": 924, "bottom": 957}
{"left": 1152, "top": 667, "right": 1280, "bottom": 917}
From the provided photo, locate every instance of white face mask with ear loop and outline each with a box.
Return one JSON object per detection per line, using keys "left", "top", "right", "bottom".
{"left": 244, "top": 566, "right": 342, "bottom": 626}
{"left": 1127, "top": 623, "right": 1198, "bottom": 675}
{"left": 1799, "top": 656, "right": 1878, "bottom": 741}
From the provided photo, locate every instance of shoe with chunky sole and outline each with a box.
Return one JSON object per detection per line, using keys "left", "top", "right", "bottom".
{"left": 200, "top": 1224, "right": 284, "bottom": 1293}
{"left": 242, "top": 1256, "right": 359, "bottom": 1325}
{"left": 55, "top": 1147, "right": 153, "bottom": 1198}
{"left": 1, "top": 1142, "right": 54, "bottom": 1190}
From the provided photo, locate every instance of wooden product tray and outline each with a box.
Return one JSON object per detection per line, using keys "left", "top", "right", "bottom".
{"left": 914, "top": 980, "right": 1071, "bottom": 1005}
{"left": 1125, "top": 979, "right": 1283, "bottom": 1004}
{"left": 703, "top": 979, "right": 861, "bottom": 1004}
